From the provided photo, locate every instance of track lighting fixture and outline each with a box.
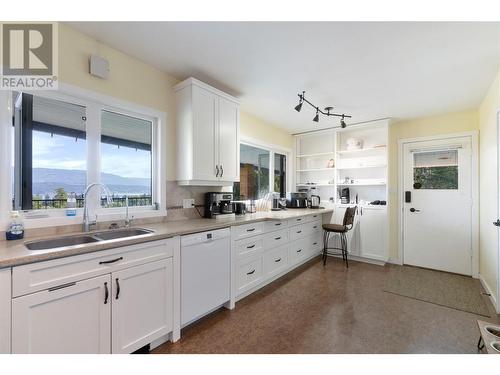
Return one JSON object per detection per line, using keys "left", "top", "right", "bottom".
{"left": 313, "top": 108, "right": 319, "bottom": 123}
{"left": 294, "top": 91, "right": 352, "bottom": 127}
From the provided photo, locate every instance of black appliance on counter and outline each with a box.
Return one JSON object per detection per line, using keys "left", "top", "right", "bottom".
{"left": 341, "top": 188, "right": 350, "bottom": 204}
{"left": 204, "top": 192, "right": 235, "bottom": 218}
{"left": 286, "top": 192, "right": 308, "bottom": 208}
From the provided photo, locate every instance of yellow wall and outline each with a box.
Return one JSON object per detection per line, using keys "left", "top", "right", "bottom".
{"left": 58, "top": 23, "right": 293, "bottom": 180}
{"left": 240, "top": 112, "right": 294, "bottom": 150}
{"left": 479, "top": 69, "right": 500, "bottom": 300}
{"left": 388, "top": 109, "right": 479, "bottom": 259}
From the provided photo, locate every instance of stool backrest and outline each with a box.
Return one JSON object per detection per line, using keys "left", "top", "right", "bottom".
{"left": 342, "top": 206, "right": 357, "bottom": 229}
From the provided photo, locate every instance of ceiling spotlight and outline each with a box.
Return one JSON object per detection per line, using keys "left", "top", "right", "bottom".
{"left": 294, "top": 102, "right": 303, "bottom": 112}
{"left": 340, "top": 115, "right": 347, "bottom": 128}
{"left": 313, "top": 109, "right": 319, "bottom": 123}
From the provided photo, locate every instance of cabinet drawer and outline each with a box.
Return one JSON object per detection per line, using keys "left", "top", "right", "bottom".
{"left": 309, "top": 220, "right": 322, "bottom": 233}
{"left": 264, "top": 220, "right": 288, "bottom": 233}
{"left": 289, "top": 216, "right": 308, "bottom": 225}
{"left": 289, "top": 237, "right": 308, "bottom": 264}
{"left": 308, "top": 213, "right": 322, "bottom": 222}
{"left": 262, "top": 228, "right": 289, "bottom": 250}
{"left": 237, "top": 256, "right": 263, "bottom": 295}
{"left": 13, "top": 238, "right": 174, "bottom": 297}
{"left": 289, "top": 223, "right": 311, "bottom": 241}
{"left": 233, "top": 222, "right": 264, "bottom": 240}
{"left": 263, "top": 245, "right": 289, "bottom": 278}
{"left": 235, "top": 237, "right": 264, "bottom": 259}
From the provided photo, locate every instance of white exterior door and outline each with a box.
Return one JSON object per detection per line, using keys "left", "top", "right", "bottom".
{"left": 403, "top": 136, "right": 473, "bottom": 275}
{"left": 111, "top": 259, "right": 173, "bottom": 354}
{"left": 192, "top": 85, "right": 218, "bottom": 181}
{"left": 218, "top": 96, "right": 239, "bottom": 182}
{"left": 12, "top": 274, "right": 111, "bottom": 354}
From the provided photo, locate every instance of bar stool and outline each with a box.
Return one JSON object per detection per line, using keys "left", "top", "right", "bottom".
{"left": 322, "top": 206, "right": 357, "bottom": 267}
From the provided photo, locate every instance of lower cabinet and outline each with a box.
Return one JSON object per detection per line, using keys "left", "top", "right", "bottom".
{"left": 111, "top": 259, "right": 173, "bottom": 354}
{"left": 12, "top": 274, "right": 111, "bottom": 354}
{"left": 332, "top": 205, "right": 388, "bottom": 262}
{"left": 10, "top": 239, "right": 175, "bottom": 354}
{"left": 0, "top": 268, "right": 11, "bottom": 354}
{"left": 234, "top": 216, "right": 323, "bottom": 300}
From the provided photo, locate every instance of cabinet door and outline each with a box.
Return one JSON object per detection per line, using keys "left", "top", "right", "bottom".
{"left": 12, "top": 275, "right": 111, "bottom": 354}
{"left": 112, "top": 259, "right": 173, "bottom": 354}
{"left": 0, "top": 269, "right": 11, "bottom": 353}
{"left": 192, "top": 85, "right": 218, "bottom": 181}
{"left": 217, "top": 96, "right": 239, "bottom": 182}
{"left": 359, "top": 208, "right": 388, "bottom": 261}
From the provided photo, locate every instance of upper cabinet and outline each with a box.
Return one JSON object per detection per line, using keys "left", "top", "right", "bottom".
{"left": 175, "top": 78, "right": 240, "bottom": 186}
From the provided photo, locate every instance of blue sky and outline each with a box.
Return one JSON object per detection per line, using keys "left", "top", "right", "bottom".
{"left": 32, "top": 131, "right": 151, "bottom": 179}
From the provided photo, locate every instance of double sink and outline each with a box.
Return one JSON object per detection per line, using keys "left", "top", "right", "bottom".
{"left": 25, "top": 228, "right": 154, "bottom": 251}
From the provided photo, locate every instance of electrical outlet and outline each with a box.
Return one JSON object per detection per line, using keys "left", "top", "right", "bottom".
{"left": 183, "top": 199, "right": 195, "bottom": 209}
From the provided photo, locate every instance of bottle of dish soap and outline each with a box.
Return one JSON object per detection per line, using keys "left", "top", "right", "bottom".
{"left": 66, "top": 192, "right": 77, "bottom": 216}
{"left": 6, "top": 211, "right": 24, "bottom": 240}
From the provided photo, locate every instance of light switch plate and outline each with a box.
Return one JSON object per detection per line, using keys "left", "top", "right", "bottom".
{"left": 183, "top": 199, "right": 195, "bottom": 209}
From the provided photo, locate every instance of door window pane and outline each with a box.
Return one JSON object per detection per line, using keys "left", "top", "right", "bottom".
{"left": 100, "top": 110, "right": 153, "bottom": 207}
{"left": 234, "top": 144, "right": 270, "bottom": 200}
{"left": 13, "top": 93, "right": 87, "bottom": 210}
{"left": 413, "top": 150, "right": 458, "bottom": 190}
{"left": 274, "top": 152, "right": 286, "bottom": 197}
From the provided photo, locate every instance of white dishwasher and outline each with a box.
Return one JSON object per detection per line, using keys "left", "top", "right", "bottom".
{"left": 181, "top": 228, "right": 231, "bottom": 326}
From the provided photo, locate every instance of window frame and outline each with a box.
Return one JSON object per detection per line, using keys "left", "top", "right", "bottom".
{"left": 0, "top": 83, "right": 167, "bottom": 229}
{"left": 237, "top": 136, "right": 292, "bottom": 200}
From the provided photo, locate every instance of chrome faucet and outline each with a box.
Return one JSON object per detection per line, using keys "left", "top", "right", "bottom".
{"left": 124, "top": 195, "right": 134, "bottom": 228}
{"left": 82, "top": 183, "right": 113, "bottom": 232}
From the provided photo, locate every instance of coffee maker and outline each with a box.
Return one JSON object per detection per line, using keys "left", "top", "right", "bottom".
{"left": 204, "top": 192, "right": 235, "bottom": 218}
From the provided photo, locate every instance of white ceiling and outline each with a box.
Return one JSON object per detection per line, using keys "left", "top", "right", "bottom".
{"left": 68, "top": 22, "right": 500, "bottom": 133}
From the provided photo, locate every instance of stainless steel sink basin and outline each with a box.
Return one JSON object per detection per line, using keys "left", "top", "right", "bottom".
{"left": 92, "top": 228, "right": 154, "bottom": 241}
{"left": 25, "top": 235, "right": 100, "bottom": 251}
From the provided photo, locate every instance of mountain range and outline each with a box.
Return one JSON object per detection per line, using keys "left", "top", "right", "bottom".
{"left": 32, "top": 168, "right": 150, "bottom": 196}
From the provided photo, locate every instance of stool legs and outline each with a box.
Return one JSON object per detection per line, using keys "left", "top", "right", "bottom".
{"left": 322, "top": 230, "right": 349, "bottom": 267}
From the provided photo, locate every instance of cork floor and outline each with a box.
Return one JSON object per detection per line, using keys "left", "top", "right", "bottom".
{"left": 153, "top": 257, "right": 499, "bottom": 354}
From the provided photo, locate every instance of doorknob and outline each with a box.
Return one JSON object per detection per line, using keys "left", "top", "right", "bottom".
{"left": 409, "top": 208, "right": 420, "bottom": 213}
{"left": 494, "top": 220, "right": 500, "bottom": 227}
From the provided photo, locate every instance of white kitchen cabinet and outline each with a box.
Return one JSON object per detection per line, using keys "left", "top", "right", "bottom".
{"left": 112, "top": 258, "right": 173, "bottom": 354}
{"left": 0, "top": 268, "right": 11, "bottom": 354}
{"left": 12, "top": 274, "right": 111, "bottom": 354}
{"left": 175, "top": 77, "right": 240, "bottom": 186}
{"left": 359, "top": 207, "right": 388, "bottom": 262}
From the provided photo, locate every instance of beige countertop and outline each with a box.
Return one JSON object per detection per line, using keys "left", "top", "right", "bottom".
{"left": 0, "top": 208, "right": 333, "bottom": 269}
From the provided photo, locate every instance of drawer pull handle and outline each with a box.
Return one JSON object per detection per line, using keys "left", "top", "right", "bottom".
{"left": 313, "top": 242, "right": 318, "bottom": 245}
{"left": 297, "top": 218, "right": 302, "bottom": 221}
{"left": 313, "top": 226, "right": 318, "bottom": 229}
{"left": 48, "top": 282, "right": 76, "bottom": 292}
{"left": 246, "top": 228, "right": 256, "bottom": 232}
{"left": 296, "top": 230, "right": 302, "bottom": 234}
{"left": 115, "top": 278, "right": 120, "bottom": 300}
{"left": 247, "top": 269, "right": 256, "bottom": 275}
{"left": 99, "top": 256, "right": 123, "bottom": 265}
{"left": 274, "top": 258, "right": 282, "bottom": 263}
{"left": 275, "top": 223, "right": 282, "bottom": 226}
{"left": 297, "top": 249, "right": 302, "bottom": 253}
{"left": 246, "top": 244, "right": 256, "bottom": 249}
{"left": 274, "top": 236, "right": 282, "bottom": 240}
{"left": 104, "top": 282, "right": 109, "bottom": 305}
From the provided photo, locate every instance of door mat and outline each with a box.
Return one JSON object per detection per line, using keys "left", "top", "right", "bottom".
{"left": 384, "top": 265, "right": 491, "bottom": 317}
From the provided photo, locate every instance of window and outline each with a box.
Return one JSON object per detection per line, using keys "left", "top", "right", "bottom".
{"left": 233, "top": 142, "right": 288, "bottom": 200}
{"left": 11, "top": 92, "right": 160, "bottom": 212}
{"left": 413, "top": 150, "right": 458, "bottom": 190}
{"left": 100, "top": 110, "right": 153, "bottom": 207}
{"left": 12, "top": 93, "right": 87, "bottom": 210}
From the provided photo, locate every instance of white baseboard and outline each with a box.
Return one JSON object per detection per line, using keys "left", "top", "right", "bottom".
{"left": 326, "top": 253, "right": 386, "bottom": 266}
{"left": 479, "top": 273, "right": 498, "bottom": 314}
{"left": 387, "top": 257, "right": 402, "bottom": 265}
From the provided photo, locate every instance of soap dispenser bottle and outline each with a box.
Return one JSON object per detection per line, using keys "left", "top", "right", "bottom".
{"left": 6, "top": 211, "right": 24, "bottom": 240}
